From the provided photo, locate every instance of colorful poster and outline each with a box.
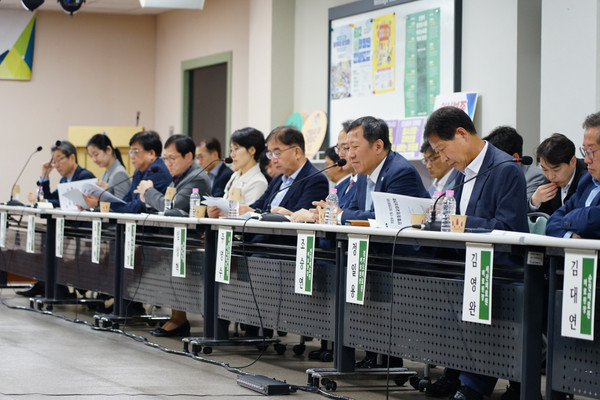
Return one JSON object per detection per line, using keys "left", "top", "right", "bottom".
{"left": 351, "top": 18, "right": 373, "bottom": 97}
{"left": 434, "top": 92, "right": 479, "bottom": 119}
{"left": 330, "top": 25, "right": 352, "bottom": 100}
{"left": 405, "top": 8, "right": 441, "bottom": 117}
{"left": 372, "top": 14, "right": 395, "bottom": 94}
{"left": 388, "top": 117, "right": 426, "bottom": 159}
{"left": 0, "top": 11, "right": 36, "bottom": 80}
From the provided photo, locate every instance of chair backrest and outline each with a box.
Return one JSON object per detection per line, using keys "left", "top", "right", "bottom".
{"left": 528, "top": 212, "right": 550, "bottom": 235}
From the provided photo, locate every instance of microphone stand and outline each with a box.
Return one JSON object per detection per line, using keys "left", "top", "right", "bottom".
{"left": 260, "top": 159, "right": 347, "bottom": 222}
{"left": 7, "top": 146, "right": 43, "bottom": 206}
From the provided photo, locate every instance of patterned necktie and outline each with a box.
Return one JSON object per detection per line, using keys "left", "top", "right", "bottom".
{"left": 348, "top": 178, "right": 355, "bottom": 191}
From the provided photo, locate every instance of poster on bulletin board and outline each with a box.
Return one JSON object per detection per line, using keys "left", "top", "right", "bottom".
{"left": 328, "top": 0, "right": 460, "bottom": 149}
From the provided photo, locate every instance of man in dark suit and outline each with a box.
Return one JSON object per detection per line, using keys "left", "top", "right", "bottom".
{"left": 530, "top": 133, "right": 587, "bottom": 216}
{"left": 17, "top": 141, "right": 96, "bottom": 298}
{"left": 547, "top": 111, "right": 600, "bottom": 239}
{"left": 423, "top": 106, "right": 528, "bottom": 400}
{"left": 244, "top": 126, "right": 329, "bottom": 215}
{"left": 341, "top": 116, "right": 430, "bottom": 224}
{"left": 110, "top": 131, "right": 172, "bottom": 214}
{"left": 196, "top": 137, "right": 232, "bottom": 198}
{"left": 34, "top": 140, "right": 95, "bottom": 208}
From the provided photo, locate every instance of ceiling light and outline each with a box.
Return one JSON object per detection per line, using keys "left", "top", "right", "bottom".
{"left": 57, "top": 0, "right": 85, "bottom": 16}
{"left": 21, "top": 0, "right": 44, "bottom": 11}
{"left": 139, "top": 0, "right": 205, "bottom": 10}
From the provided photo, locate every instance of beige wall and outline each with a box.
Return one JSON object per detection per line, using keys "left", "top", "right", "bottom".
{"left": 154, "top": 0, "right": 251, "bottom": 137}
{"left": 0, "top": 11, "right": 156, "bottom": 196}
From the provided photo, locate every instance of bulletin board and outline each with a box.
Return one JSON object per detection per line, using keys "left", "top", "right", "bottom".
{"left": 328, "top": 0, "right": 462, "bottom": 157}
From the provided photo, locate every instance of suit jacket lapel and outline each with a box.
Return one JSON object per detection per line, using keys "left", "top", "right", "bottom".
{"left": 280, "top": 161, "right": 310, "bottom": 208}
{"left": 465, "top": 147, "right": 493, "bottom": 215}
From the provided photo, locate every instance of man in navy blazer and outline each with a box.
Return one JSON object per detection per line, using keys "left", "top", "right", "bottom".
{"left": 196, "top": 137, "right": 233, "bottom": 198}
{"left": 35, "top": 140, "right": 95, "bottom": 208}
{"left": 547, "top": 111, "right": 600, "bottom": 238}
{"left": 340, "top": 116, "right": 429, "bottom": 224}
{"left": 244, "top": 126, "right": 329, "bottom": 214}
{"left": 424, "top": 106, "right": 528, "bottom": 400}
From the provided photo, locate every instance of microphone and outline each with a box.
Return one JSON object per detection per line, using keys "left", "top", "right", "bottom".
{"left": 136, "top": 111, "right": 140, "bottom": 126}
{"left": 96, "top": 166, "right": 158, "bottom": 204}
{"left": 7, "top": 146, "right": 43, "bottom": 206}
{"left": 184, "top": 156, "right": 233, "bottom": 187}
{"left": 426, "top": 156, "right": 531, "bottom": 230}
{"left": 260, "top": 159, "right": 347, "bottom": 220}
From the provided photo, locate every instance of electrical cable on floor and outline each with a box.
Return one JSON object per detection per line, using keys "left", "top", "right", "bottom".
{"left": 0, "top": 392, "right": 262, "bottom": 397}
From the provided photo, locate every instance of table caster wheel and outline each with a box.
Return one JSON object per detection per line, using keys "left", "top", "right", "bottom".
{"left": 292, "top": 344, "right": 305, "bottom": 355}
{"left": 274, "top": 343, "right": 286, "bottom": 355}
{"left": 203, "top": 346, "right": 212, "bottom": 355}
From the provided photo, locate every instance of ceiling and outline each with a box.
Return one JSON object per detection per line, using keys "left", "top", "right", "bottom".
{"left": 0, "top": 0, "right": 191, "bottom": 15}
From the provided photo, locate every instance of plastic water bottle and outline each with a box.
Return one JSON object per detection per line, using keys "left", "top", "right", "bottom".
{"left": 426, "top": 190, "right": 442, "bottom": 224}
{"left": 228, "top": 199, "right": 239, "bottom": 217}
{"left": 164, "top": 198, "right": 172, "bottom": 211}
{"left": 228, "top": 187, "right": 241, "bottom": 218}
{"left": 189, "top": 188, "right": 201, "bottom": 217}
{"left": 36, "top": 185, "right": 44, "bottom": 202}
{"left": 324, "top": 188, "right": 339, "bottom": 225}
{"left": 440, "top": 190, "right": 457, "bottom": 232}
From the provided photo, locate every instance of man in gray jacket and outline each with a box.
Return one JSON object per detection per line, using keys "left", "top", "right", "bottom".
{"left": 136, "top": 135, "right": 211, "bottom": 213}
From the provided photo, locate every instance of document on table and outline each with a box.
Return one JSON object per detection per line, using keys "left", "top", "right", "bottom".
{"left": 371, "top": 192, "right": 431, "bottom": 229}
{"left": 201, "top": 196, "right": 229, "bottom": 213}
{"left": 58, "top": 179, "right": 125, "bottom": 211}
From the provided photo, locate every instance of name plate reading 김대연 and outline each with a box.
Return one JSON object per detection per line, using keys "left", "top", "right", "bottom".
{"left": 561, "top": 249, "right": 597, "bottom": 340}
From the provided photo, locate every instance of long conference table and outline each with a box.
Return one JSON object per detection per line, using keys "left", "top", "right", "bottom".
{"left": 0, "top": 204, "right": 599, "bottom": 399}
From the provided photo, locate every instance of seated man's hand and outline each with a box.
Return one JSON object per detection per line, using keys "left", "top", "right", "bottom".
{"left": 290, "top": 208, "right": 317, "bottom": 223}
{"left": 207, "top": 205, "right": 227, "bottom": 218}
{"left": 238, "top": 204, "right": 255, "bottom": 215}
{"left": 312, "top": 200, "right": 326, "bottom": 209}
{"left": 571, "top": 233, "right": 582, "bottom": 239}
{"left": 134, "top": 180, "right": 154, "bottom": 203}
{"left": 96, "top": 181, "right": 108, "bottom": 190}
{"left": 83, "top": 194, "right": 99, "bottom": 208}
{"left": 531, "top": 182, "right": 558, "bottom": 208}
{"left": 271, "top": 206, "right": 292, "bottom": 216}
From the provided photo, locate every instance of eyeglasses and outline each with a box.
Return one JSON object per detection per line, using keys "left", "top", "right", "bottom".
{"left": 421, "top": 155, "right": 440, "bottom": 165}
{"left": 160, "top": 154, "right": 181, "bottom": 163}
{"left": 335, "top": 145, "right": 350, "bottom": 155}
{"left": 580, "top": 146, "right": 600, "bottom": 161}
{"left": 266, "top": 146, "right": 297, "bottom": 160}
{"left": 229, "top": 146, "right": 244, "bottom": 155}
{"left": 128, "top": 148, "right": 142, "bottom": 156}
{"left": 50, "top": 156, "right": 66, "bottom": 166}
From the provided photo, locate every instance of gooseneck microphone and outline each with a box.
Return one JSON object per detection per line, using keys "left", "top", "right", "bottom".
{"left": 425, "top": 156, "right": 533, "bottom": 230}
{"left": 185, "top": 156, "right": 233, "bottom": 186}
{"left": 7, "top": 146, "right": 43, "bottom": 206}
{"left": 96, "top": 166, "right": 158, "bottom": 204}
{"left": 260, "top": 159, "right": 347, "bottom": 220}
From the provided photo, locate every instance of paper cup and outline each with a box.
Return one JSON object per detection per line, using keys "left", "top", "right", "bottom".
{"left": 410, "top": 213, "right": 426, "bottom": 229}
{"left": 451, "top": 214, "right": 467, "bottom": 233}
{"left": 100, "top": 201, "right": 110, "bottom": 213}
{"left": 317, "top": 207, "right": 326, "bottom": 224}
{"left": 195, "top": 205, "right": 206, "bottom": 218}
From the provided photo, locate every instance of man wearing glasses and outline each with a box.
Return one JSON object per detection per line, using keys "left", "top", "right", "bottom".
{"left": 421, "top": 140, "right": 458, "bottom": 196}
{"left": 195, "top": 137, "right": 232, "bottom": 198}
{"left": 136, "top": 135, "right": 210, "bottom": 213}
{"left": 32, "top": 140, "right": 95, "bottom": 208}
{"left": 547, "top": 111, "right": 600, "bottom": 239}
{"left": 109, "top": 130, "right": 171, "bottom": 214}
{"left": 242, "top": 126, "right": 329, "bottom": 215}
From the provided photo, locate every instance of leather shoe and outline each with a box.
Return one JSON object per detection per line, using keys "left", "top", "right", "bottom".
{"left": 426, "top": 369, "right": 461, "bottom": 397}
{"left": 150, "top": 320, "right": 191, "bottom": 337}
{"left": 448, "top": 386, "right": 483, "bottom": 400}
{"left": 16, "top": 282, "right": 44, "bottom": 297}
{"left": 355, "top": 352, "right": 378, "bottom": 369}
